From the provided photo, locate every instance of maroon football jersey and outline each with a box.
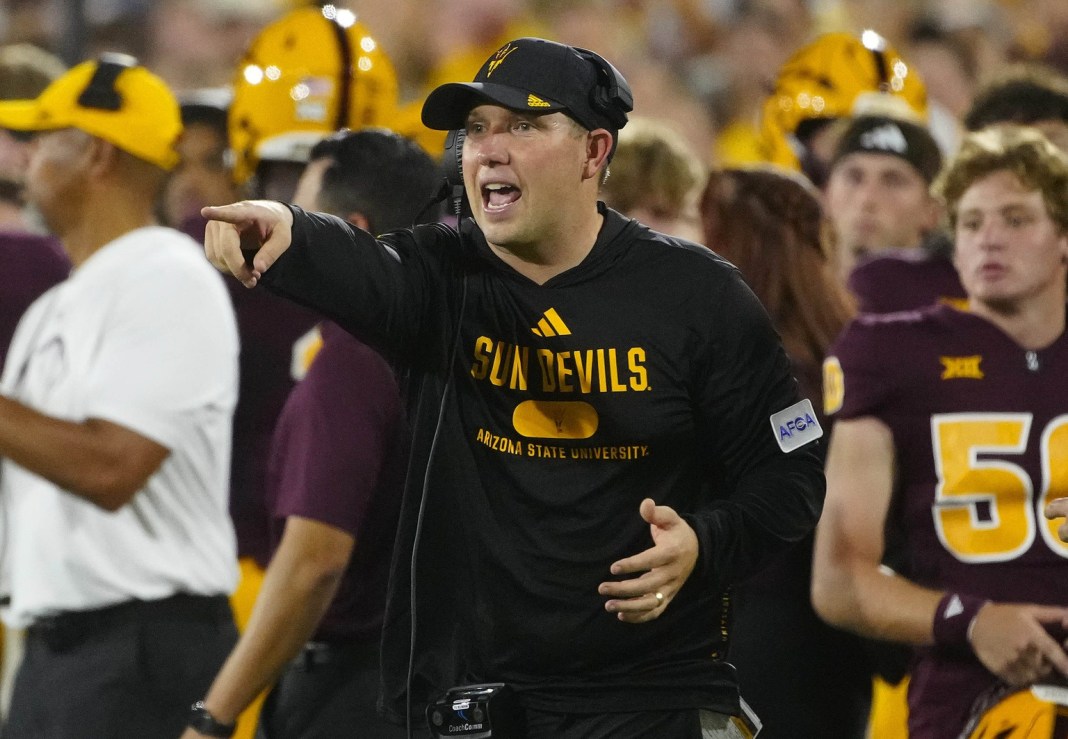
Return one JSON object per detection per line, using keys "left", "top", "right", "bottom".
{"left": 847, "top": 249, "right": 967, "bottom": 314}
{"left": 825, "top": 304, "right": 1068, "bottom": 737}
{"left": 0, "top": 232, "right": 70, "bottom": 371}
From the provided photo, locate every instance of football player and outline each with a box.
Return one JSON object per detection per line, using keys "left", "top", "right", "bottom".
{"left": 814, "top": 125, "right": 1068, "bottom": 738}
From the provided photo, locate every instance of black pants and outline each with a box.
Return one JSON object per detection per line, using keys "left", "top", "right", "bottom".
{"left": 3, "top": 594, "right": 237, "bottom": 739}
{"left": 256, "top": 640, "right": 409, "bottom": 739}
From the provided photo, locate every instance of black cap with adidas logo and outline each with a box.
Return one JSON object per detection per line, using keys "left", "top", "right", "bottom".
{"left": 421, "top": 37, "right": 632, "bottom": 136}
{"left": 832, "top": 114, "right": 943, "bottom": 184}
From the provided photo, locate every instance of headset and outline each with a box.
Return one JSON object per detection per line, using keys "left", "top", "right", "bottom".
{"left": 441, "top": 128, "right": 467, "bottom": 218}
{"left": 574, "top": 47, "right": 633, "bottom": 131}
{"left": 77, "top": 53, "right": 138, "bottom": 111}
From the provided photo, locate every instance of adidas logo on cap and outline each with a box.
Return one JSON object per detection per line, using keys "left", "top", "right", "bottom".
{"left": 858, "top": 123, "right": 908, "bottom": 154}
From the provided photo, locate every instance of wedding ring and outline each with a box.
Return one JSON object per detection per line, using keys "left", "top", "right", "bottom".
{"left": 655, "top": 591, "right": 664, "bottom": 604}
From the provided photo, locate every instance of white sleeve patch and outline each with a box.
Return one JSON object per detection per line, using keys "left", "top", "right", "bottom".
{"left": 770, "top": 398, "right": 823, "bottom": 453}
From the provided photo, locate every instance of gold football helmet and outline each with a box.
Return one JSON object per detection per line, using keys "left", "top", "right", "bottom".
{"left": 228, "top": 5, "right": 399, "bottom": 185}
{"left": 963, "top": 684, "right": 1068, "bottom": 739}
{"left": 759, "top": 30, "right": 928, "bottom": 173}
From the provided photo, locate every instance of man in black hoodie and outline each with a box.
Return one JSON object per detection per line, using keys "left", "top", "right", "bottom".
{"left": 202, "top": 37, "right": 824, "bottom": 739}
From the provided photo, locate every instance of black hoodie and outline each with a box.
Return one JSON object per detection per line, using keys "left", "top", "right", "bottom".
{"left": 262, "top": 203, "right": 825, "bottom": 724}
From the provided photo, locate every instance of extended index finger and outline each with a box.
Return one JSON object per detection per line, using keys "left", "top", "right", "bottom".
{"left": 202, "top": 202, "right": 254, "bottom": 223}
{"left": 203, "top": 201, "right": 296, "bottom": 282}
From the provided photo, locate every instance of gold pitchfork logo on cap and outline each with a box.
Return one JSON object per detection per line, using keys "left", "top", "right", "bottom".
{"left": 486, "top": 43, "right": 518, "bottom": 77}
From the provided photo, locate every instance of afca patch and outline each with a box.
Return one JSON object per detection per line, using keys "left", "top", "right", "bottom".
{"left": 769, "top": 399, "right": 823, "bottom": 453}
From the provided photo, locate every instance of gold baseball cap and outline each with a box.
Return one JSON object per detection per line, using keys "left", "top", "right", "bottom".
{"left": 0, "top": 53, "right": 181, "bottom": 170}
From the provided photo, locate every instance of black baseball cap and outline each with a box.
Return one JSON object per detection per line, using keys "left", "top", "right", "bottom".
{"left": 421, "top": 37, "right": 631, "bottom": 134}
{"left": 832, "top": 115, "right": 943, "bottom": 184}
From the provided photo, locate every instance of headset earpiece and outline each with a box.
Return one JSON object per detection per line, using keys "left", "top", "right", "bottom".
{"left": 442, "top": 128, "right": 467, "bottom": 218}
{"left": 444, "top": 128, "right": 463, "bottom": 188}
{"left": 574, "top": 48, "right": 633, "bottom": 130}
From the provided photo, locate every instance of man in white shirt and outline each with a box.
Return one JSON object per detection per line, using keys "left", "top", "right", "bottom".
{"left": 0, "top": 54, "right": 240, "bottom": 738}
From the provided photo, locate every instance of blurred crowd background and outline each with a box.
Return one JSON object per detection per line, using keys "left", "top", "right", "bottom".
{"left": 5, "top": 0, "right": 1068, "bottom": 171}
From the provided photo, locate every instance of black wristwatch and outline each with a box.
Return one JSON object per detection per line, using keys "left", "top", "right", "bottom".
{"left": 188, "top": 701, "right": 236, "bottom": 738}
